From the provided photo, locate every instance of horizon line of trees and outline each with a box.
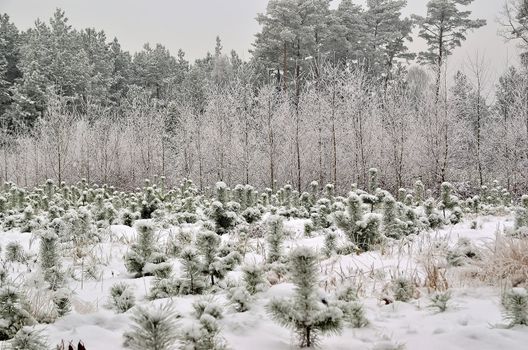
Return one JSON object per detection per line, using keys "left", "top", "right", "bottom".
{"left": 1, "top": 0, "right": 528, "bottom": 194}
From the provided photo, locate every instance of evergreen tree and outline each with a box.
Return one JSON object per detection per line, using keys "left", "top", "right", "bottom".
{"left": 39, "top": 230, "right": 64, "bottom": 290}
{"left": 502, "top": 287, "right": 528, "bottom": 327}
{"left": 413, "top": 0, "right": 486, "bottom": 101}
{"left": 266, "top": 215, "right": 285, "bottom": 264}
{"left": 123, "top": 303, "right": 179, "bottom": 350}
{"left": 267, "top": 247, "right": 342, "bottom": 348}
{"left": 8, "top": 327, "right": 49, "bottom": 350}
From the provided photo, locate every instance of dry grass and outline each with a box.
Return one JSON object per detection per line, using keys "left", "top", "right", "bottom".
{"left": 478, "top": 234, "right": 528, "bottom": 287}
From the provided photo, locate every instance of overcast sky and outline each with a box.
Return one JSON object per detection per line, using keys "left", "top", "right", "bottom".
{"left": 1, "top": 0, "right": 521, "bottom": 82}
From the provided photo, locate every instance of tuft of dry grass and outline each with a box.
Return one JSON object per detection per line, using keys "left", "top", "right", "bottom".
{"left": 478, "top": 234, "right": 528, "bottom": 287}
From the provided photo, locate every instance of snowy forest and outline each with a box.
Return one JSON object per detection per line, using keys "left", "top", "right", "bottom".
{"left": 0, "top": 0, "right": 526, "bottom": 193}
{"left": 1, "top": 0, "right": 528, "bottom": 349}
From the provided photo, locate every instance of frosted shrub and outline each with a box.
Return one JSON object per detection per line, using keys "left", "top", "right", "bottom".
{"left": 344, "top": 302, "right": 368, "bottom": 328}
{"left": 123, "top": 303, "right": 179, "bottom": 350}
{"left": 241, "top": 207, "right": 261, "bottom": 224}
{"left": 0, "top": 286, "right": 34, "bottom": 340}
{"left": 447, "top": 238, "right": 480, "bottom": 266}
{"left": 515, "top": 195, "right": 528, "bottom": 230}
{"left": 179, "top": 298, "right": 228, "bottom": 350}
{"left": 53, "top": 288, "right": 71, "bottom": 317}
{"left": 368, "top": 168, "right": 378, "bottom": 194}
{"left": 228, "top": 286, "right": 251, "bottom": 312}
{"left": 149, "top": 277, "right": 178, "bottom": 300}
{"left": 192, "top": 298, "right": 224, "bottom": 320}
{"left": 335, "top": 284, "right": 368, "bottom": 328}
{"left": 267, "top": 247, "right": 342, "bottom": 348}
{"left": 391, "top": 277, "right": 416, "bottom": 302}
{"left": 9, "top": 327, "right": 49, "bottom": 350}
{"left": 179, "top": 314, "right": 227, "bottom": 350}
{"left": 429, "top": 291, "right": 451, "bottom": 312}
{"left": 355, "top": 213, "right": 383, "bottom": 251}
{"left": 322, "top": 229, "right": 338, "bottom": 257}
{"left": 109, "top": 282, "right": 135, "bottom": 313}
{"left": 502, "top": 288, "right": 528, "bottom": 327}
{"left": 5, "top": 242, "right": 26, "bottom": 263}
{"left": 209, "top": 201, "right": 237, "bottom": 234}
{"left": 197, "top": 231, "right": 227, "bottom": 286}
{"left": 335, "top": 193, "right": 362, "bottom": 242}
{"left": 242, "top": 264, "right": 267, "bottom": 294}
{"left": 382, "top": 195, "right": 405, "bottom": 239}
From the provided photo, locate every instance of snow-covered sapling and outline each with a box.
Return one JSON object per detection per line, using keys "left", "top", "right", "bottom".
{"left": 179, "top": 298, "right": 227, "bottom": 350}
{"left": 5, "top": 242, "right": 26, "bottom": 264}
{"left": 429, "top": 291, "right": 451, "bottom": 313}
{"left": 242, "top": 264, "right": 267, "bottom": 295}
{"left": 123, "top": 303, "right": 179, "bottom": 350}
{"left": 335, "top": 284, "right": 368, "bottom": 328}
{"left": 266, "top": 215, "right": 284, "bottom": 264}
{"left": 0, "top": 286, "right": 35, "bottom": 340}
{"left": 124, "top": 221, "right": 162, "bottom": 277}
{"left": 177, "top": 247, "right": 206, "bottom": 295}
{"left": 267, "top": 247, "right": 342, "bottom": 348}
{"left": 391, "top": 276, "right": 416, "bottom": 302}
{"left": 334, "top": 193, "right": 362, "bottom": 243}
{"left": 39, "top": 231, "right": 64, "bottom": 290}
{"left": 8, "top": 327, "right": 49, "bottom": 350}
{"left": 414, "top": 180, "right": 425, "bottom": 205}
{"left": 502, "top": 288, "right": 528, "bottom": 327}
{"left": 109, "top": 282, "right": 135, "bottom": 313}
{"left": 196, "top": 230, "right": 240, "bottom": 287}
{"left": 515, "top": 195, "right": 528, "bottom": 230}
{"left": 323, "top": 230, "right": 338, "bottom": 258}
{"left": 228, "top": 286, "right": 251, "bottom": 312}
{"left": 368, "top": 168, "right": 378, "bottom": 194}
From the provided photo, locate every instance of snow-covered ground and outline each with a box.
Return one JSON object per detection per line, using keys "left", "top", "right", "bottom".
{"left": 2, "top": 214, "right": 527, "bottom": 349}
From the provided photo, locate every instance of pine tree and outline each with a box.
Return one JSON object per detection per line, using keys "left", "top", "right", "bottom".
{"left": 0, "top": 286, "right": 34, "bottom": 341}
{"left": 502, "top": 288, "right": 528, "bottom": 327}
{"left": 413, "top": 0, "right": 486, "bottom": 101}
{"left": 39, "top": 230, "right": 63, "bottom": 290}
{"left": 267, "top": 247, "right": 342, "bottom": 348}
{"left": 8, "top": 327, "right": 49, "bottom": 350}
{"left": 242, "top": 264, "right": 267, "bottom": 295}
{"left": 266, "top": 215, "right": 284, "bottom": 264}
{"left": 123, "top": 303, "right": 179, "bottom": 350}
{"left": 178, "top": 298, "right": 228, "bottom": 349}
{"left": 125, "top": 220, "right": 163, "bottom": 277}
{"left": 368, "top": 168, "right": 379, "bottom": 193}
{"left": 177, "top": 247, "right": 206, "bottom": 295}
{"left": 109, "top": 282, "right": 135, "bottom": 313}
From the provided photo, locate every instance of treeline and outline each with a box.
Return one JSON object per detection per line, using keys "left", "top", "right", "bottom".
{"left": 0, "top": 1, "right": 528, "bottom": 194}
